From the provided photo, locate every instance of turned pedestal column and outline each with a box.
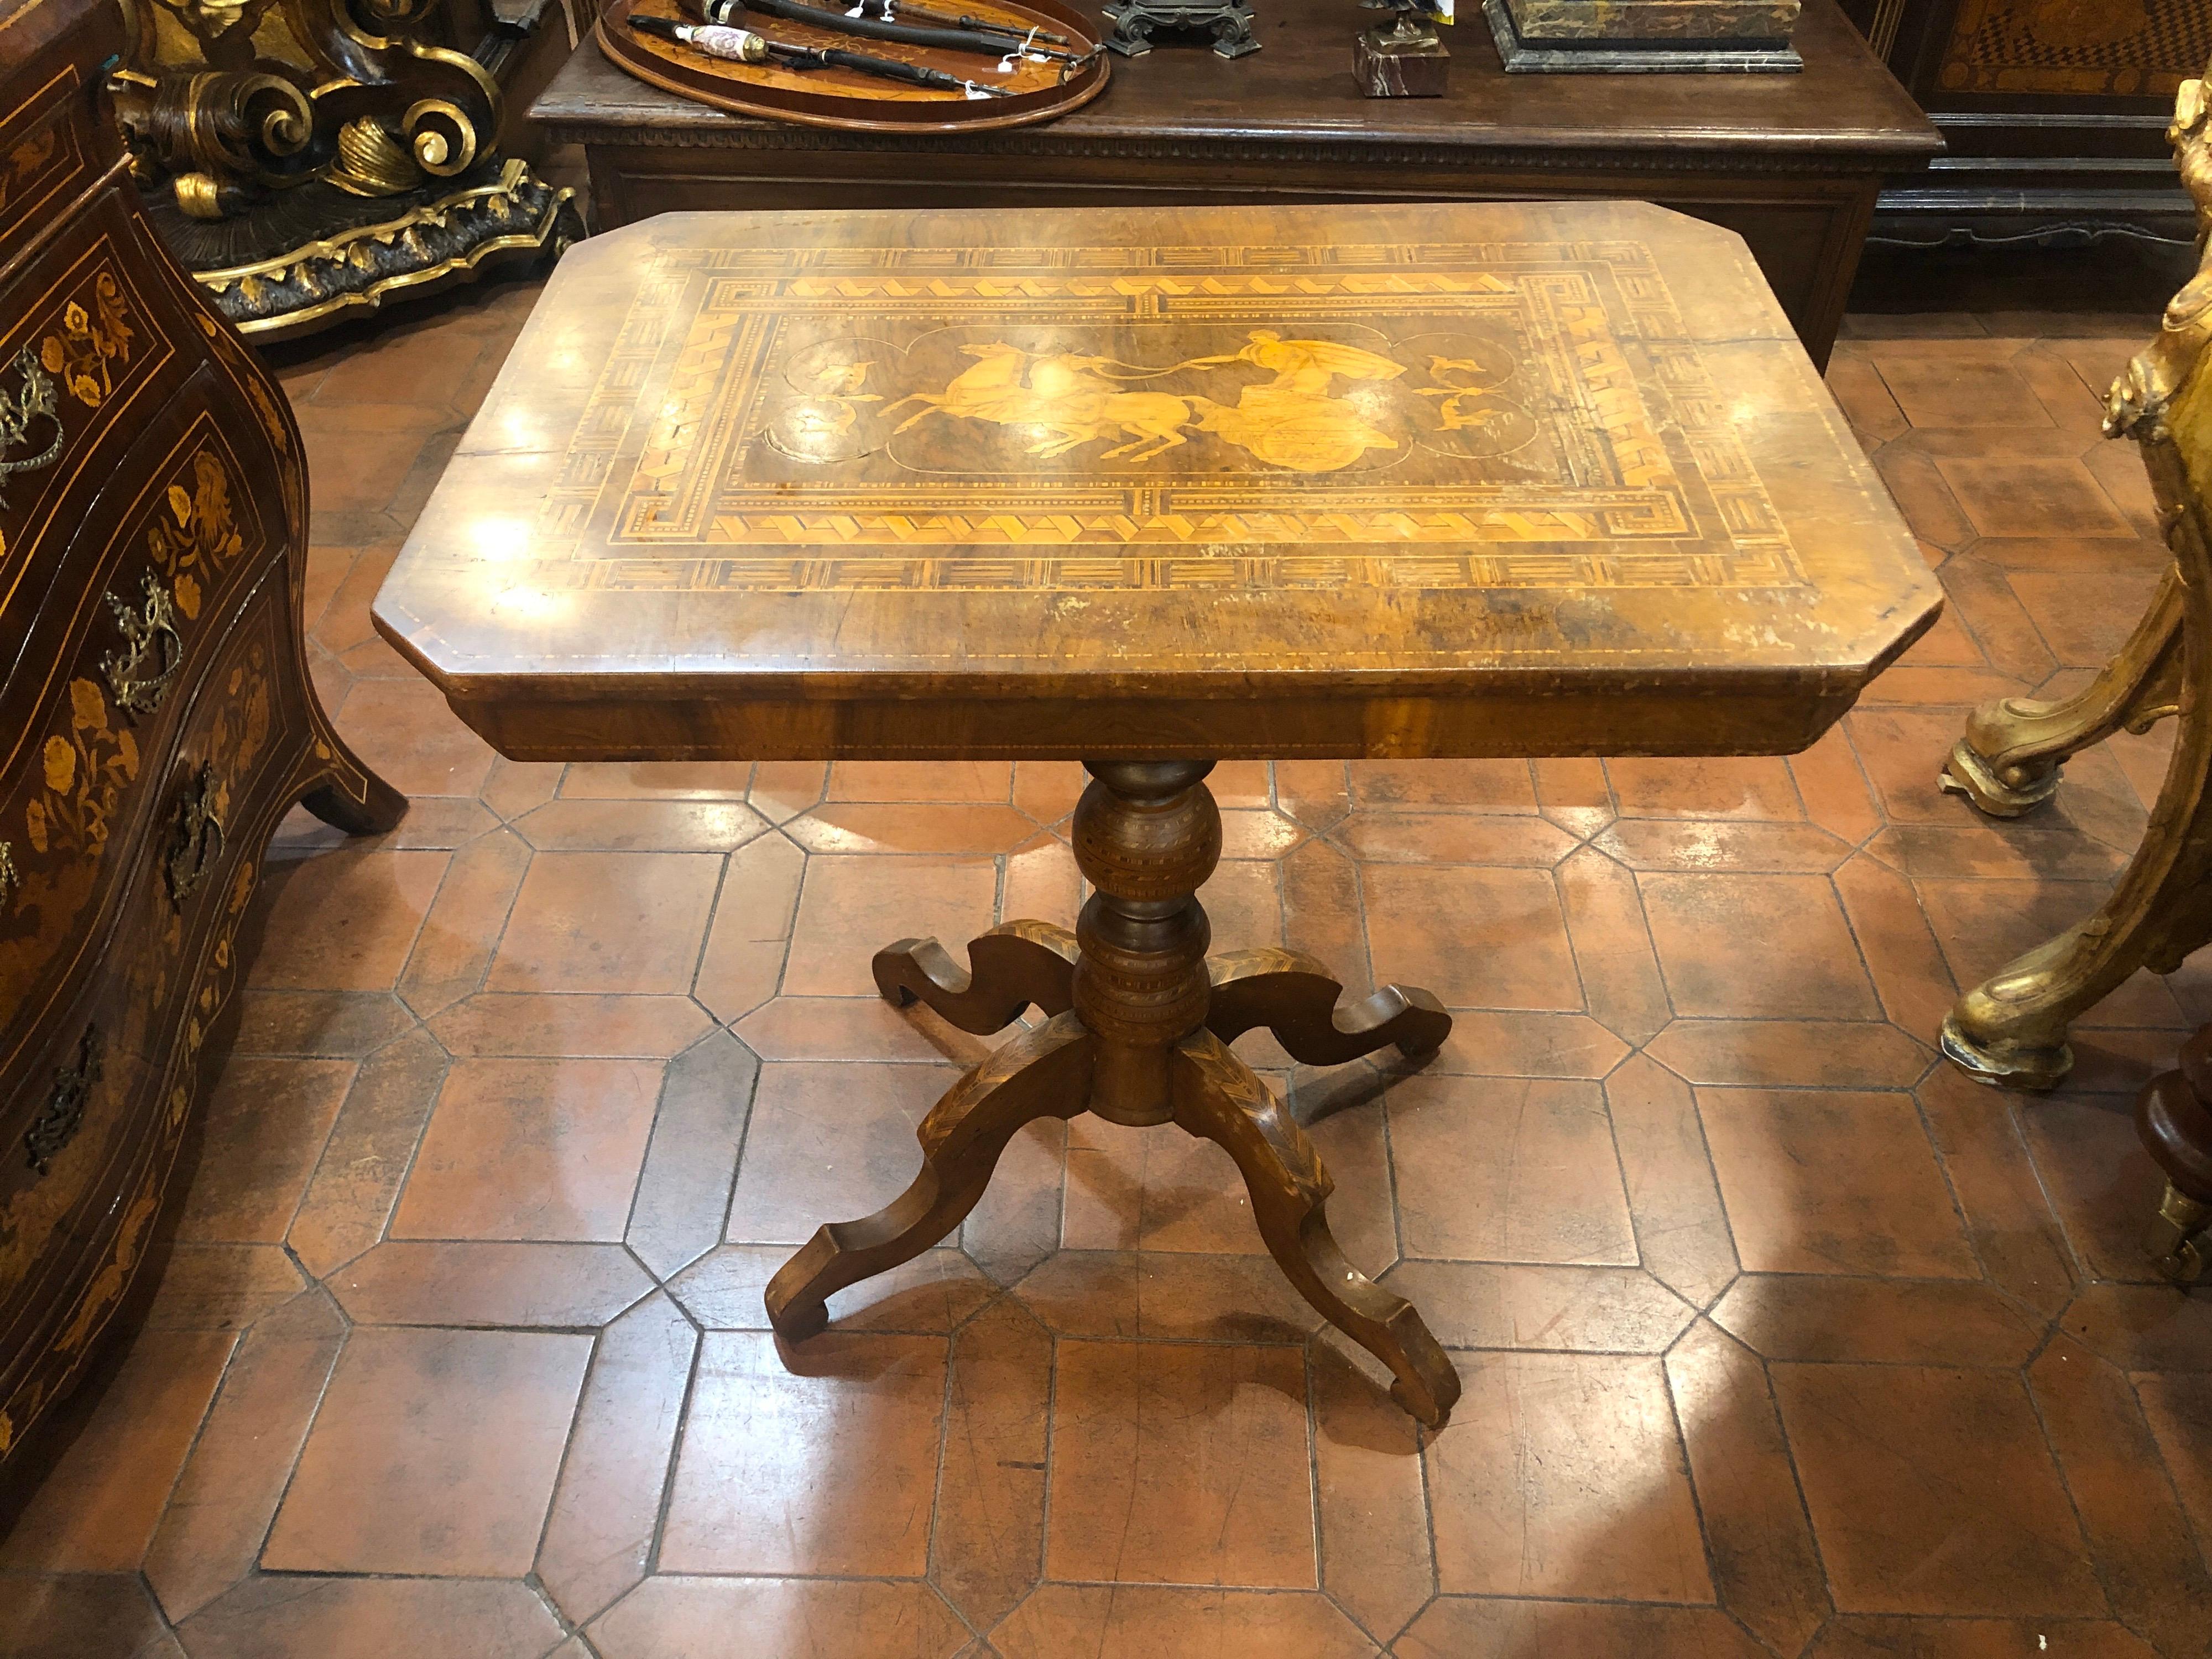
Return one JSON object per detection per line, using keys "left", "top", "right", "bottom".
{"left": 763, "top": 760, "right": 1464, "bottom": 1427}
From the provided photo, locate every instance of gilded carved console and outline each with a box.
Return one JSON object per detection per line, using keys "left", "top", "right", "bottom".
{"left": 108, "top": 0, "right": 581, "bottom": 340}
{"left": 1937, "top": 51, "right": 2212, "bottom": 1279}
{"left": 0, "top": 0, "right": 403, "bottom": 1464}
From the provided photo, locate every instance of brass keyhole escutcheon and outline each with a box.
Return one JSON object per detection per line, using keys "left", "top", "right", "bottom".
{"left": 163, "top": 762, "right": 225, "bottom": 906}
{"left": 24, "top": 1026, "right": 101, "bottom": 1177}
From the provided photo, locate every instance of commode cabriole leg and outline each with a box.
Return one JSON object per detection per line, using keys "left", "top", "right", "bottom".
{"left": 765, "top": 758, "right": 1464, "bottom": 1428}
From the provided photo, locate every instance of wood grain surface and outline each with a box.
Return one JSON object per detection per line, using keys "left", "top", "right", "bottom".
{"left": 372, "top": 199, "right": 1942, "bottom": 762}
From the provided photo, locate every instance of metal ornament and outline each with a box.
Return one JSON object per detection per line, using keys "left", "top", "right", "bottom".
{"left": 1100, "top": 0, "right": 1260, "bottom": 58}
{"left": 0, "top": 344, "right": 61, "bottom": 505}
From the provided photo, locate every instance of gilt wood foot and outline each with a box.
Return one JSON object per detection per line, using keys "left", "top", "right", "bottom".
{"left": 1938, "top": 565, "right": 2183, "bottom": 819}
{"left": 769, "top": 758, "right": 1463, "bottom": 1427}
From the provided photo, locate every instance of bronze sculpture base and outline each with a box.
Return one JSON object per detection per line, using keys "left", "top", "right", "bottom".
{"left": 149, "top": 159, "right": 583, "bottom": 344}
{"left": 763, "top": 760, "right": 1462, "bottom": 1428}
{"left": 1102, "top": 0, "right": 1262, "bottom": 56}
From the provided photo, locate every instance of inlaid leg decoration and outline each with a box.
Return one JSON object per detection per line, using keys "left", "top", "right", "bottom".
{"left": 873, "top": 920, "right": 1078, "bottom": 1035}
{"left": 298, "top": 731, "right": 406, "bottom": 835}
{"left": 2134, "top": 1022, "right": 2212, "bottom": 1284}
{"left": 1942, "top": 323, "right": 2212, "bottom": 1088}
{"left": 1940, "top": 568, "right": 2183, "bottom": 817}
{"left": 765, "top": 1013, "right": 1093, "bottom": 1340}
{"left": 1206, "top": 947, "right": 1450, "bottom": 1065}
{"left": 1172, "top": 1029, "right": 1460, "bottom": 1427}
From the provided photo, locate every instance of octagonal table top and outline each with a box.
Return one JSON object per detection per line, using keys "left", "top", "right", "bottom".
{"left": 373, "top": 199, "right": 1939, "bottom": 760}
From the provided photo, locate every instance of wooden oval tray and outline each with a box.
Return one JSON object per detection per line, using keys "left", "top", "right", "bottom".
{"left": 596, "top": 0, "right": 1109, "bottom": 133}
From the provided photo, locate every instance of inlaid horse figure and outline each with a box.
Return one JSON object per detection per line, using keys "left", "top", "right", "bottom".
{"left": 885, "top": 342, "right": 1196, "bottom": 462}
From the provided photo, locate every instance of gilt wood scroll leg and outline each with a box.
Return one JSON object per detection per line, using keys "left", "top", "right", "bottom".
{"left": 1939, "top": 565, "right": 2184, "bottom": 817}
{"left": 1205, "top": 947, "right": 1452, "bottom": 1065}
{"left": 1943, "top": 445, "right": 2212, "bottom": 1088}
{"left": 765, "top": 1013, "right": 1093, "bottom": 1340}
{"left": 2135, "top": 1022, "right": 2212, "bottom": 1284}
{"left": 873, "top": 920, "right": 1079, "bottom": 1035}
{"left": 1171, "top": 1029, "right": 1460, "bottom": 1428}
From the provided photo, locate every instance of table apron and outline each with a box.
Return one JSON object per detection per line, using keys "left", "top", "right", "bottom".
{"left": 443, "top": 684, "right": 1858, "bottom": 762}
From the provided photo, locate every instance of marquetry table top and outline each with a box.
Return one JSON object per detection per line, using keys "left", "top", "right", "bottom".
{"left": 374, "top": 201, "right": 1940, "bottom": 761}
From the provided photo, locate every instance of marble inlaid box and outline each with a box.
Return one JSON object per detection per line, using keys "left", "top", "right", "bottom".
{"left": 1483, "top": 0, "right": 1802, "bottom": 71}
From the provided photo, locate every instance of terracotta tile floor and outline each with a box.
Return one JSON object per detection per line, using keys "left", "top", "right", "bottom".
{"left": 8, "top": 280, "right": 2212, "bottom": 1659}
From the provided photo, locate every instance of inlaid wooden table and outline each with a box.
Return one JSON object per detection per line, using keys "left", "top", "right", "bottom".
{"left": 374, "top": 201, "right": 1940, "bottom": 1426}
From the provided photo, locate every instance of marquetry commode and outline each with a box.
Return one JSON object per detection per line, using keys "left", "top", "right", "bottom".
{"left": 0, "top": 0, "right": 401, "bottom": 1464}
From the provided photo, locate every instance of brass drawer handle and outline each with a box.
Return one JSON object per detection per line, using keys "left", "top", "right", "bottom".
{"left": 103, "top": 572, "right": 184, "bottom": 716}
{"left": 0, "top": 342, "right": 62, "bottom": 505}
{"left": 163, "top": 762, "right": 225, "bottom": 906}
{"left": 0, "top": 839, "right": 16, "bottom": 906}
{"left": 24, "top": 1027, "right": 100, "bottom": 1176}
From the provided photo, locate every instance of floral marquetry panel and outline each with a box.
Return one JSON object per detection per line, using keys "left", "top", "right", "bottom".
{"left": 1, "top": 419, "right": 270, "bottom": 1052}
{"left": 0, "top": 0, "right": 402, "bottom": 1469}
{"left": 377, "top": 201, "right": 1942, "bottom": 764}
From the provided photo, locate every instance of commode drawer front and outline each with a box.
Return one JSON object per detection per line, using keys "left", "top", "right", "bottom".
{"left": 0, "top": 366, "right": 284, "bottom": 1078}
{"left": 0, "top": 184, "right": 185, "bottom": 572}
{"left": 0, "top": 59, "right": 97, "bottom": 268}
{"left": 0, "top": 568, "right": 303, "bottom": 1436}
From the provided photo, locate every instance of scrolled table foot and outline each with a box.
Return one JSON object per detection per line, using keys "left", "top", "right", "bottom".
{"left": 765, "top": 1013, "right": 1093, "bottom": 1338}
{"left": 2146, "top": 1183, "right": 2210, "bottom": 1285}
{"left": 1170, "top": 1028, "right": 1461, "bottom": 1429}
{"left": 1937, "top": 736, "right": 2062, "bottom": 819}
{"left": 872, "top": 919, "right": 1079, "bottom": 1035}
{"left": 1205, "top": 947, "right": 1452, "bottom": 1065}
{"left": 1936, "top": 567, "right": 2185, "bottom": 820}
{"left": 1939, "top": 1009, "right": 2072, "bottom": 1091}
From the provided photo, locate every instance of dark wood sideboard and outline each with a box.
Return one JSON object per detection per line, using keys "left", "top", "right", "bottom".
{"left": 533, "top": 0, "right": 1940, "bottom": 369}
{"left": 0, "top": 0, "right": 401, "bottom": 1465}
{"left": 1838, "top": 0, "right": 2201, "bottom": 243}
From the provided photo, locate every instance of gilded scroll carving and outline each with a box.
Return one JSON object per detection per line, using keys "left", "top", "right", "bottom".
{"left": 109, "top": 0, "right": 578, "bottom": 339}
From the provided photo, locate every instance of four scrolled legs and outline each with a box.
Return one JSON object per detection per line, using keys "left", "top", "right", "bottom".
{"left": 773, "top": 759, "right": 1464, "bottom": 1428}
{"left": 765, "top": 1013, "right": 1094, "bottom": 1340}
{"left": 874, "top": 920, "right": 1078, "bottom": 1035}
{"left": 1207, "top": 947, "right": 1450, "bottom": 1065}
{"left": 1171, "top": 1029, "right": 1461, "bottom": 1428}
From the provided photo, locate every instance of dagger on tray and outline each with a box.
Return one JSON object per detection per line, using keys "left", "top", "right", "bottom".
{"left": 629, "top": 11, "right": 1020, "bottom": 93}
{"left": 845, "top": 0, "right": 1071, "bottom": 47}
{"left": 697, "top": 0, "right": 1096, "bottom": 65}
